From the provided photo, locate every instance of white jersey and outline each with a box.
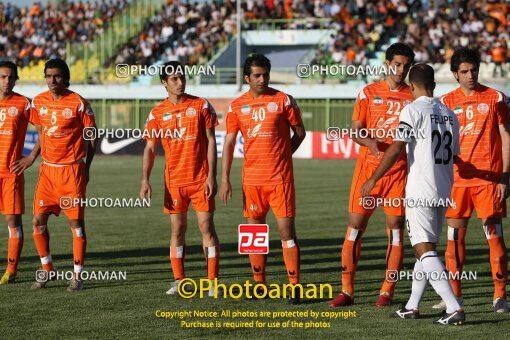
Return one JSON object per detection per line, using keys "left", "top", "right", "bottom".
{"left": 395, "top": 96, "right": 460, "bottom": 200}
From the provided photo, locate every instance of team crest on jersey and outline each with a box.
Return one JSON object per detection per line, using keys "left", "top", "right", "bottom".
{"left": 373, "top": 97, "right": 383, "bottom": 105}
{"left": 163, "top": 113, "right": 172, "bottom": 121}
{"left": 267, "top": 102, "right": 278, "bottom": 113}
{"left": 241, "top": 105, "right": 250, "bottom": 114}
{"left": 8, "top": 107, "right": 18, "bottom": 117}
{"left": 186, "top": 107, "right": 197, "bottom": 117}
{"left": 62, "top": 108, "right": 73, "bottom": 119}
{"left": 453, "top": 106, "right": 463, "bottom": 115}
{"left": 40, "top": 106, "right": 48, "bottom": 116}
{"left": 477, "top": 103, "right": 489, "bottom": 114}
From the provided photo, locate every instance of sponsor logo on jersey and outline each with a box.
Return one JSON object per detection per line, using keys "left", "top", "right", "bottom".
{"left": 453, "top": 106, "right": 463, "bottom": 115}
{"left": 267, "top": 102, "right": 278, "bottom": 113}
{"left": 373, "top": 97, "right": 383, "bottom": 105}
{"left": 477, "top": 103, "right": 489, "bottom": 114}
{"left": 8, "top": 107, "right": 18, "bottom": 117}
{"left": 62, "top": 108, "right": 73, "bottom": 119}
{"left": 241, "top": 105, "right": 250, "bottom": 114}
{"left": 186, "top": 107, "right": 196, "bottom": 117}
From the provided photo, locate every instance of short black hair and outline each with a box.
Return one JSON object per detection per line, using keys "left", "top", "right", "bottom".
{"left": 243, "top": 54, "right": 271, "bottom": 77}
{"left": 450, "top": 48, "right": 480, "bottom": 72}
{"left": 44, "top": 58, "right": 70, "bottom": 87}
{"left": 0, "top": 61, "right": 19, "bottom": 80}
{"left": 385, "top": 43, "right": 415, "bottom": 64}
{"left": 159, "top": 61, "right": 185, "bottom": 82}
{"left": 409, "top": 63, "right": 435, "bottom": 90}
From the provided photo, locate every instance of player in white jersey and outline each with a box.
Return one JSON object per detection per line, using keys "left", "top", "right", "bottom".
{"left": 361, "top": 64, "right": 465, "bottom": 325}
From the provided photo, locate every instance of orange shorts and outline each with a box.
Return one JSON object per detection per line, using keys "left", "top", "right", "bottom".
{"left": 242, "top": 182, "right": 295, "bottom": 220}
{"left": 349, "top": 160, "right": 406, "bottom": 216}
{"left": 0, "top": 174, "right": 24, "bottom": 215}
{"left": 164, "top": 181, "right": 215, "bottom": 214}
{"left": 446, "top": 184, "right": 507, "bottom": 219}
{"left": 33, "top": 163, "right": 87, "bottom": 220}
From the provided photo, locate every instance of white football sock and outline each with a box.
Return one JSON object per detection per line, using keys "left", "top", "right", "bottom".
{"left": 405, "top": 259, "right": 428, "bottom": 310}
{"left": 420, "top": 251, "right": 461, "bottom": 313}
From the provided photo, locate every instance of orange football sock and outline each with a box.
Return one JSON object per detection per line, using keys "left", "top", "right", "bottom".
{"left": 170, "top": 245, "right": 185, "bottom": 280}
{"left": 341, "top": 226, "right": 364, "bottom": 296}
{"left": 6, "top": 226, "right": 23, "bottom": 274}
{"left": 32, "top": 225, "right": 53, "bottom": 272}
{"left": 282, "top": 239, "right": 300, "bottom": 284}
{"left": 249, "top": 254, "right": 267, "bottom": 284}
{"left": 71, "top": 227, "right": 86, "bottom": 273}
{"left": 445, "top": 226, "right": 466, "bottom": 297}
{"left": 484, "top": 224, "right": 508, "bottom": 300}
{"left": 380, "top": 228, "right": 404, "bottom": 296}
{"left": 203, "top": 245, "right": 219, "bottom": 280}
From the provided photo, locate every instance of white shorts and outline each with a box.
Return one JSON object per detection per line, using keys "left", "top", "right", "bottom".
{"left": 405, "top": 206, "right": 446, "bottom": 247}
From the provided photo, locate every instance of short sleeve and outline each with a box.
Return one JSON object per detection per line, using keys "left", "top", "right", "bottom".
{"left": 144, "top": 110, "right": 160, "bottom": 142}
{"left": 78, "top": 98, "right": 96, "bottom": 128}
{"left": 283, "top": 94, "right": 302, "bottom": 126}
{"left": 201, "top": 99, "right": 219, "bottom": 129}
{"left": 29, "top": 98, "right": 40, "bottom": 125}
{"left": 452, "top": 113, "right": 461, "bottom": 156}
{"left": 394, "top": 105, "right": 415, "bottom": 143}
{"left": 226, "top": 104, "right": 239, "bottom": 134}
{"left": 352, "top": 88, "right": 369, "bottom": 124}
{"left": 495, "top": 91, "right": 509, "bottom": 126}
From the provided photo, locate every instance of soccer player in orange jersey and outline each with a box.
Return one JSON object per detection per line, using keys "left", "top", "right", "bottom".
{"left": 0, "top": 61, "right": 40, "bottom": 284}
{"left": 219, "top": 54, "right": 306, "bottom": 304}
{"left": 29, "top": 59, "right": 97, "bottom": 291}
{"left": 434, "top": 48, "right": 510, "bottom": 313}
{"left": 329, "top": 43, "right": 415, "bottom": 307}
{"left": 140, "top": 61, "right": 220, "bottom": 295}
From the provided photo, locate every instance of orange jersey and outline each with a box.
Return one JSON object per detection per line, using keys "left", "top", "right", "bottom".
{"left": 352, "top": 80, "right": 413, "bottom": 174}
{"left": 440, "top": 85, "right": 509, "bottom": 187}
{"left": 226, "top": 87, "right": 302, "bottom": 185}
{"left": 0, "top": 92, "right": 30, "bottom": 177}
{"left": 144, "top": 95, "right": 218, "bottom": 187}
{"left": 30, "top": 90, "right": 96, "bottom": 165}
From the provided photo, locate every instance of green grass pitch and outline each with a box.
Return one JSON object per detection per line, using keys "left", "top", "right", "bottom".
{"left": 0, "top": 156, "right": 508, "bottom": 337}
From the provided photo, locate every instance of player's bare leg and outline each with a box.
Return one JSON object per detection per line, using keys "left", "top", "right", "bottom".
{"left": 481, "top": 217, "right": 508, "bottom": 313}
{"left": 276, "top": 217, "right": 301, "bottom": 304}
{"left": 377, "top": 214, "right": 405, "bottom": 307}
{"left": 247, "top": 217, "right": 267, "bottom": 285}
{"left": 166, "top": 213, "right": 187, "bottom": 295}
{"left": 435, "top": 217, "right": 468, "bottom": 309}
{"left": 329, "top": 213, "right": 370, "bottom": 307}
{"left": 31, "top": 213, "right": 52, "bottom": 289}
{"left": 67, "top": 219, "right": 86, "bottom": 292}
{"left": 196, "top": 211, "right": 220, "bottom": 296}
{"left": 0, "top": 214, "right": 23, "bottom": 284}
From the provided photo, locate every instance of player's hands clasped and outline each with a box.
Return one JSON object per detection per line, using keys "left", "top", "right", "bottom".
{"left": 360, "top": 178, "right": 376, "bottom": 197}
{"left": 219, "top": 180, "right": 232, "bottom": 206}
{"left": 367, "top": 139, "right": 381, "bottom": 159}
{"left": 205, "top": 175, "right": 217, "bottom": 200}
{"left": 140, "top": 180, "right": 152, "bottom": 200}
{"left": 9, "top": 155, "right": 36, "bottom": 175}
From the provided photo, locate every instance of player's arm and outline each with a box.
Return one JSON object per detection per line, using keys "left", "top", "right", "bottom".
{"left": 84, "top": 134, "right": 97, "bottom": 184}
{"left": 361, "top": 140, "right": 406, "bottom": 196}
{"left": 290, "top": 120, "right": 306, "bottom": 154}
{"left": 10, "top": 126, "right": 41, "bottom": 175}
{"left": 140, "top": 140, "right": 157, "bottom": 200}
{"left": 205, "top": 126, "right": 218, "bottom": 199}
{"left": 219, "top": 132, "right": 237, "bottom": 205}
{"left": 498, "top": 123, "right": 510, "bottom": 200}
